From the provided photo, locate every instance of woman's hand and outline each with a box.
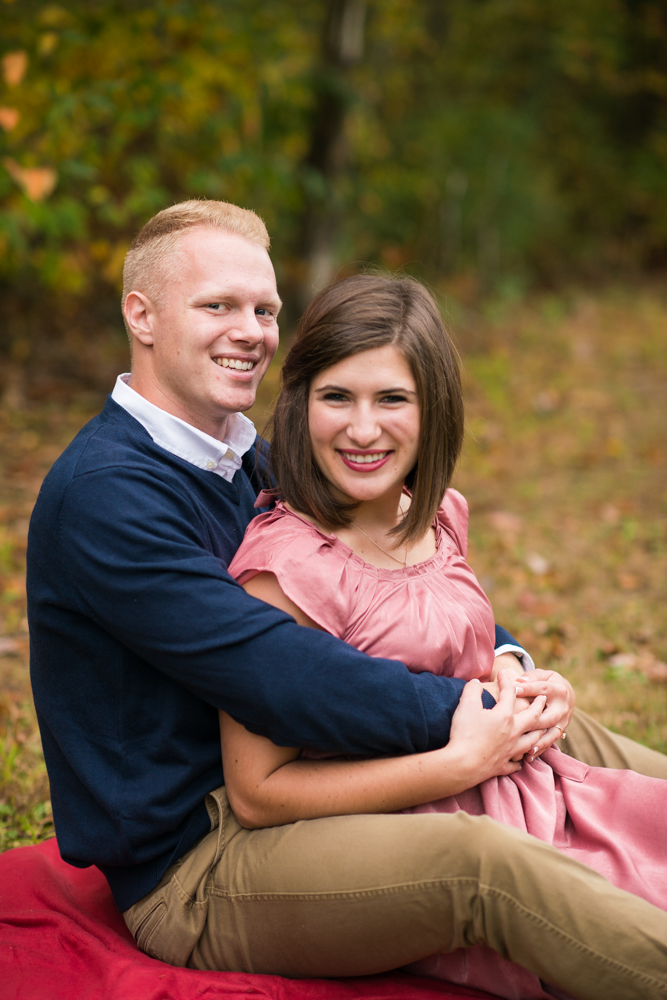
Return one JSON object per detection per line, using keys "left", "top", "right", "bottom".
{"left": 448, "top": 670, "right": 547, "bottom": 785}
{"left": 513, "top": 669, "right": 575, "bottom": 761}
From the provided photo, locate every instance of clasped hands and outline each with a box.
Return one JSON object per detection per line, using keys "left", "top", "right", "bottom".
{"left": 481, "top": 653, "right": 575, "bottom": 764}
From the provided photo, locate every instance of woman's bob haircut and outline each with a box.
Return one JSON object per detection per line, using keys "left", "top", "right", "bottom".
{"left": 269, "top": 273, "right": 464, "bottom": 545}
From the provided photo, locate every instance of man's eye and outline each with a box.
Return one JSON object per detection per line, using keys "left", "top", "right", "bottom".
{"left": 207, "top": 303, "right": 220, "bottom": 310}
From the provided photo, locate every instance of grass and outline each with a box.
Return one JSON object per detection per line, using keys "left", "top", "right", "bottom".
{"left": 0, "top": 286, "right": 665, "bottom": 850}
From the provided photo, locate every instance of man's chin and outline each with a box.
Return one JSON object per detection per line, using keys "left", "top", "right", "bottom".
{"left": 214, "top": 387, "right": 257, "bottom": 415}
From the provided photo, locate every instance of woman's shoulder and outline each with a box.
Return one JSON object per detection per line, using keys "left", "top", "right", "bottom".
{"left": 435, "top": 488, "right": 469, "bottom": 557}
{"left": 228, "top": 501, "right": 353, "bottom": 636}
{"left": 229, "top": 501, "right": 329, "bottom": 569}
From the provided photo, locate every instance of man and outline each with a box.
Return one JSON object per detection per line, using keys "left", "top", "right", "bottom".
{"left": 28, "top": 200, "right": 667, "bottom": 999}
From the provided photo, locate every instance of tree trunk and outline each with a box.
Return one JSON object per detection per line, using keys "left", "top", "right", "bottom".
{"left": 292, "top": 0, "right": 366, "bottom": 318}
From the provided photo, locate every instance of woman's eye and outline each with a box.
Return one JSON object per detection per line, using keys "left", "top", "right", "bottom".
{"left": 207, "top": 303, "right": 220, "bottom": 310}
{"left": 381, "top": 394, "right": 407, "bottom": 404}
{"left": 322, "top": 392, "right": 349, "bottom": 402}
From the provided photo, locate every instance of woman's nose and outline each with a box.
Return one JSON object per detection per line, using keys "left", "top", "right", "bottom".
{"left": 347, "top": 408, "right": 381, "bottom": 447}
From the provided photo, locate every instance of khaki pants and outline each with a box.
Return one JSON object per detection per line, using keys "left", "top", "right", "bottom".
{"left": 562, "top": 707, "right": 667, "bottom": 777}
{"left": 124, "top": 710, "right": 667, "bottom": 999}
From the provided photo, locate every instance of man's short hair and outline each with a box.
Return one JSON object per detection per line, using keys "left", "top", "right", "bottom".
{"left": 121, "top": 199, "right": 270, "bottom": 326}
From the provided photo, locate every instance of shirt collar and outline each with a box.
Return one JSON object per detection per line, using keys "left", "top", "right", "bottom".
{"left": 111, "top": 373, "right": 256, "bottom": 483}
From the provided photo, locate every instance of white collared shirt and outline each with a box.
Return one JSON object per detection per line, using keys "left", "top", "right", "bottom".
{"left": 111, "top": 373, "right": 256, "bottom": 483}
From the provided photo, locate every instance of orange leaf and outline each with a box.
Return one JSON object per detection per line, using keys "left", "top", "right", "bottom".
{"left": 2, "top": 51, "right": 28, "bottom": 87}
{"left": 0, "top": 107, "right": 20, "bottom": 131}
{"left": 4, "top": 158, "right": 57, "bottom": 201}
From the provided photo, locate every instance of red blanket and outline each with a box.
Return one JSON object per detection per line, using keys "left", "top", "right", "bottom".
{"left": 0, "top": 838, "right": 496, "bottom": 1000}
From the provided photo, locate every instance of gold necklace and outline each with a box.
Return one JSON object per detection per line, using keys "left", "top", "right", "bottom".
{"left": 353, "top": 522, "right": 408, "bottom": 568}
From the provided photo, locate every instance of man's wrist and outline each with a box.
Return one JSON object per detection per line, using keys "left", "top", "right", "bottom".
{"left": 494, "top": 644, "right": 535, "bottom": 672}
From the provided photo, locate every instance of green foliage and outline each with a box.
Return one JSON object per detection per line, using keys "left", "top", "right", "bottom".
{"left": 0, "top": 0, "right": 320, "bottom": 298}
{"left": 1, "top": 0, "right": 666, "bottom": 346}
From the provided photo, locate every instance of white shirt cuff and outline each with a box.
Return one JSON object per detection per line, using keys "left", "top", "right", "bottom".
{"left": 494, "top": 644, "right": 535, "bottom": 672}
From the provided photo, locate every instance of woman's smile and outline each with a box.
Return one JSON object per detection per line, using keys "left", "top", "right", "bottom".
{"left": 338, "top": 449, "right": 393, "bottom": 471}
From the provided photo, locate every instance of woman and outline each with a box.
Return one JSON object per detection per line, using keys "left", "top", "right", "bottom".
{"left": 224, "top": 274, "right": 667, "bottom": 1000}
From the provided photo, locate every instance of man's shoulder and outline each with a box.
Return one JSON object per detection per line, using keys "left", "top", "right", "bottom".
{"left": 46, "top": 397, "right": 167, "bottom": 486}
{"left": 31, "top": 398, "right": 180, "bottom": 530}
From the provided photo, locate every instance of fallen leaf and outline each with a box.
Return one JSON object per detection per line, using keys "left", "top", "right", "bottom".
{"left": 618, "top": 572, "right": 639, "bottom": 591}
{"left": 606, "top": 437, "right": 625, "bottom": 457}
{"left": 532, "top": 389, "right": 560, "bottom": 414}
{"left": 488, "top": 511, "right": 523, "bottom": 535}
{"left": 636, "top": 653, "right": 667, "bottom": 683}
{"left": 601, "top": 503, "right": 620, "bottom": 525}
{"left": 0, "top": 638, "right": 20, "bottom": 657}
{"left": 518, "top": 591, "right": 555, "bottom": 616}
{"left": 526, "top": 552, "right": 550, "bottom": 575}
{"left": 644, "top": 661, "right": 667, "bottom": 683}
{"left": 607, "top": 653, "right": 637, "bottom": 670}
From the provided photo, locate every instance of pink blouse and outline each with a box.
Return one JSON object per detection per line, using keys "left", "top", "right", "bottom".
{"left": 229, "top": 489, "right": 495, "bottom": 682}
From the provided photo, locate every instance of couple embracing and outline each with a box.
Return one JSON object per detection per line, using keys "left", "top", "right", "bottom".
{"left": 28, "top": 199, "right": 667, "bottom": 1000}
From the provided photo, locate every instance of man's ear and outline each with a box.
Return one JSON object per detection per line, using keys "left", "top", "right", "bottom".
{"left": 124, "top": 291, "right": 156, "bottom": 347}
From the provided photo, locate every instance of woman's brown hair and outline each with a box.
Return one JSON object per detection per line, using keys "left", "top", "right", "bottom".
{"left": 269, "top": 273, "right": 464, "bottom": 545}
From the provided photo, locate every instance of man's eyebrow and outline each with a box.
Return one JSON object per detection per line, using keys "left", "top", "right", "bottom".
{"left": 193, "top": 289, "right": 282, "bottom": 309}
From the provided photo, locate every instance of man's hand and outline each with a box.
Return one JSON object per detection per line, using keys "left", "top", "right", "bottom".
{"left": 514, "top": 669, "right": 575, "bottom": 761}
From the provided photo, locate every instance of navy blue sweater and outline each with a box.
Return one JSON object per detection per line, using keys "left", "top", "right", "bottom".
{"left": 28, "top": 397, "right": 513, "bottom": 912}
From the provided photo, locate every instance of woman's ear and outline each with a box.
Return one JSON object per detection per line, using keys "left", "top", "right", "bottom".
{"left": 123, "top": 291, "right": 156, "bottom": 347}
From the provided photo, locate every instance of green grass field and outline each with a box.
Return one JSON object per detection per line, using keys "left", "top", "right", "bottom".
{"left": 1, "top": 288, "right": 665, "bottom": 851}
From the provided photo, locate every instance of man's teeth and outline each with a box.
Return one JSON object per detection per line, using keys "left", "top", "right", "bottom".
{"left": 342, "top": 451, "right": 389, "bottom": 464}
{"left": 213, "top": 358, "right": 255, "bottom": 370}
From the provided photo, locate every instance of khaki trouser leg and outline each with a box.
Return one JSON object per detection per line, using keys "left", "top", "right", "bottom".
{"left": 563, "top": 707, "right": 667, "bottom": 778}
{"left": 125, "top": 787, "right": 667, "bottom": 1000}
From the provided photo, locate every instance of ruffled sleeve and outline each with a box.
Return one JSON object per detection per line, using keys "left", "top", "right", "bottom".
{"left": 228, "top": 505, "right": 353, "bottom": 638}
{"left": 436, "top": 488, "right": 469, "bottom": 557}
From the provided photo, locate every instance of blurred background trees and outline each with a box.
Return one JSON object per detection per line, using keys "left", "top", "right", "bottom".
{"left": 1, "top": 0, "right": 667, "bottom": 381}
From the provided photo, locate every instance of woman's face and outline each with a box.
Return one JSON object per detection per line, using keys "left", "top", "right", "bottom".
{"left": 308, "top": 344, "right": 420, "bottom": 504}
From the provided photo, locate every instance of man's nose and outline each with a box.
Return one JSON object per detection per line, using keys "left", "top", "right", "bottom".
{"left": 227, "top": 308, "right": 265, "bottom": 346}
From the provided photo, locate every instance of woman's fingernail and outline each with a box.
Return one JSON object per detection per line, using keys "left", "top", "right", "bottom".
{"left": 532, "top": 746, "right": 539, "bottom": 755}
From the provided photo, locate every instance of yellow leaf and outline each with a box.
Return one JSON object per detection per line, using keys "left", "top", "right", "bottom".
{"left": 38, "top": 33, "right": 59, "bottom": 56}
{"left": 0, "top": 108, "right": 20, "bottom": 131}
{"left": 2, "top": 51, "right": 28, "bottom": 87}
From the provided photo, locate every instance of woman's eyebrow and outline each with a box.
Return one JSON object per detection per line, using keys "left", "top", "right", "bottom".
{"left": 313, "top": 383, "right": 350, "bottom": 393}
{"left": 313, "top": 383, "right": 417, "bottom": 395}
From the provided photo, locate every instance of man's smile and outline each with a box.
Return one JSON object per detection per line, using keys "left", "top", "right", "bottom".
{"left": 212, "top": 356, "right": 257, "bottom": 371}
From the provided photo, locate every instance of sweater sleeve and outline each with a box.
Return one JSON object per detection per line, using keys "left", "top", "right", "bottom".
{"left": 56, "top": 465, "right": 478, "bottom": 754}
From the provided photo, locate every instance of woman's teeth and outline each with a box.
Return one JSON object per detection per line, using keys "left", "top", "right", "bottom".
{"left": 214, "top": 358, "right": 255, "bottom": 370}
{"left": 342, "top": 451, "right": 390, "bottom": 464}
